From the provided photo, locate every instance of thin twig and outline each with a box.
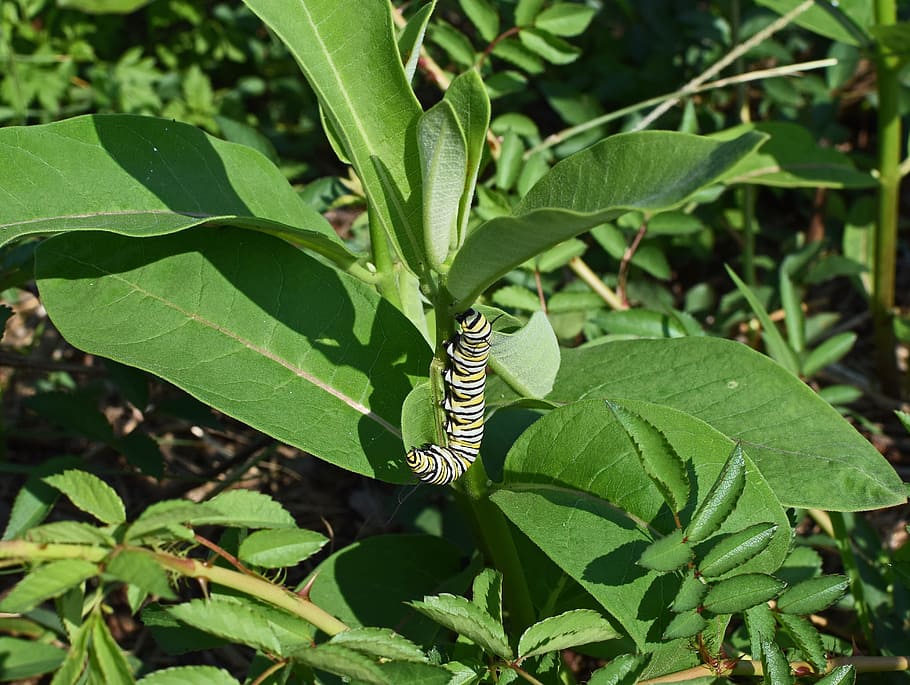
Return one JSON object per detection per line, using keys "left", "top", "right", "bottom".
{"left": 526, "top": 58, "right": 835, "bottom": 157}
{"left": 568, "top": 257, "right": 625, "bottom": 310}
{"left": 634, "top": 0, "right": 815, "bottom": 131}
{"left": 617, "top": 222, "right": 648, "bottom": 307}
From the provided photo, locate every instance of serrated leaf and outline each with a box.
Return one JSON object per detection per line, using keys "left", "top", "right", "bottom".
{"left": 608, "top": 402, "right": 688, "bottom": 512}
{"left": 702, "top": 573, "right": 786, "bottom": 614}
{"left": 137, "top": 666, "right": 242, "bottom": 685}
{"left": 760, "top": 638, "right": 793, "bottom": 685}
{"left": 43, "top": 470, "right": 126, "bottom": 525}
{"left": 0, "top": 637, "right": 66, "bottom": 681}
{"left": 459, "top": 0, "right": 499, "bottom": 42}
{"left": 0, "top": 560, "right": 97, "bottom": 613}
{"left": 671, "top": 572, "right": 708, "bottom": 612}
{"left": 50, "top": 618, "right": 92, "bottom": 685}
{"left": 205, "top": 489, "right": 296, "bottom": 529}
{"left": 379, "top": 661, "right": 455, "bottom": 684}
{"left": 638, "top": 530, "right": 692, "bottom": 572}
{"left": 125, "top": 500, "right": 214, "bottom": 542}
{"left": 293, "top": 643, "right": 388, "bottom": 685}
{"left": 489, "top": 312, "right": 560, "bottom": 399}
{"left": 518, "top": 609, "right": 619, "bottom": 658}
{"left": 661, "top": 610, "right": 708, "bottom": 640}
{"left": 419, "top": 99, "right": 467, "bottom": 267}
{"left": 815, "top": 664, "right": 856, "bottom": 685}
{"left": 105, "top": 550, "right": 176, "bottom": 599}
{"left": 238, "top": 528, "right": 328, "bottom": 568}
{"left": 776, "top": 575, "right": 848, "bottom": 615}
{"left": 24, "top": 521, "right": 116, "bottom": 546}
{"left": 698, "top": 523, "right": 780, "bottom": 578}
{"left": 685, "top": 443, "right": 746, "bottom": 543}
{"left": 534, "top": 3, "right": 597, "bottom": 36}
{"left": 743, "top": 603, "right": 776, "bottom": 662}
{"left": 587, "top": 653, "right": 648, "bottom": 685}
{"left": 329, "top": 627, "right": 426, "bottom": 663}
{"left": 2, "top": 457, "right": 81, "bottom": 541}
{"left": 90, "top": 615, "right": 135, "bottom": 684}
{"left": 409, "top": 594, "right": 512, "bottom": 659}
{"left": 448, "top": 130, "right": 765, "bottom": 307}
{"left": 471, "top": 568, "right": 503, "bottom": 625}
{"left": 165, "top": 598, "right": 310, "bottom": 657}
{"left": 775, "top": 613, "right": 826, "bottom": 671}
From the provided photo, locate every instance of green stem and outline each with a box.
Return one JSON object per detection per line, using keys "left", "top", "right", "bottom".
{"left": 455, "top": 461, "right": 537, "bottom": 635}
{"left": 828, "top": 512, "right": 875, "bottom": 647}
{"left": 873, "top": 0, "right": 900, "bottom": 395}
{"left": 0, "top": 541, "right": 349, "bottom": 636}
{"left": 369, "top": 216, "right": 403, "bottom": 309}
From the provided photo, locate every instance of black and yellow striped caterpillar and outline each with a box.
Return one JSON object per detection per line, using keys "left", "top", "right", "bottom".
{"left": 407, "top": 308, "right": 492, "bottom": 485}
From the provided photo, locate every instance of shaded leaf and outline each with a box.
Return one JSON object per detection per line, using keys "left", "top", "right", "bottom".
{"left": 698, "top": 523, "right": 780, "bottom": 579}
{"left": 489, "top": 312, "right": 560, "bottom": 399}
{"left": 137, "top": 666, "right": 242, "bottom": 685}
{"left": 409, "top": 594, "right": 512, "bottom": 659}
{"left": 702, "top": 574, "right": 786, "bottom": 614}
{"left": 776, "top": 575, "right": 848, "bottom": 615}
{"left": 0, "top": 561, "right": 97, "bottom": 613}
{"left": 0, "top": 637, "right": 66, "bottom": 682}
{"left": 685, "top": 443, "right": 746, "bottom": 543}
{"left": 661, "top": 610, "right": 708, "bottom": 640}
{"left": 638, "top": 530, "right": 692, "bottom": 572}
{"left": 775, "top": 613, "right": 825, "bottom": 671}
{"left": 471, "top": 568, "right": 503, "bottom": 626}
{"left": 293, "top": 643, "right": 388, "bottom": 685}
{"left": 329, "top": 627, "right": 426, "bottom": 663}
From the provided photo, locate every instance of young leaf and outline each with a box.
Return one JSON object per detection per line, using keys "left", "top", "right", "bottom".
{"left": 608, "top": 402, "right": 689, "bottom": 513}
{"left": 638, "top": 529, "right": 693, "bottom": 572}
{"left": 489, "top": 311, "right": 560, "bottom": 399}
{"left": 698, "top": 523, "right": 780, "bottom": 579}
{"left": 702, "top": 573, "right": 786, "bottom": 614}
{"left": 459, "top": 0, "right": 499, "bottom": 42}
{"left": 43, "top": 470, "right": 126, "bottom": 526}
{"left": 443, "top": 70, "right": 491, "bottom": 246}
{"left": 518, "top": 28, "right": 581, "bottom": 64}
{"left": 801, "top": 332, "right": 857, "bottom": 377}
{"left": 685, "top": 443, "right": 746, "bottom": 543}
{"left": 409, "top": 594, "right": 512, "bottom": 659}
{"left": 760, "top": 638, "right": 794, "bottom": 685}
{"left": 775, "top": 613, "right": 826, "bottom": 671}
{"left": 815, "top": 665, "right": 856, "bottom": 685}
{"left": 517, "top": 609, "right": 619, "bottom": 659}
{"left": 105, "top": 550, "right": 176, "bottom": 599}
{"left": 238, "top": 528, "right": 328, "bottom": 568}
{"left": 137, "top": 666, "right": 242, "bottom": 685}
{"left": 90, "top": 614, "right": 135, "bottom": 684}
{"left": 398, "top": 1, "right": 436, "bottom": 82}
{"left": 125, "top": 500, "right": 213, "bottom": 542}
{"left": 671, "top": 572, "right": 709, "bottom": 612}
{"left": 725, "top": 266, "right": 800, "bottom": 375}
{"left": 661, "top": 610, "right": 708, "bottom": 640}
{"left": 292, "top": 643, "right": 388, "bottom": 685}
{"left": 775, "top": 575, "right": 848, "bottom": 615}
{"left": 587, "top": 653, "right": 648, "bottom": 685}
{"left": 0, "top": 560, "right": 98, "bottom": 613}
{"left": 418, "top": 99, "right": 468, "bottom": 267}
{"left": 0, "top": 637, "right": 66, "bottom": 682}
{"left": 533, "top": 3, "right": 597, "bottom": 37}
{"left": 25, "top": 521, "right": 116, "bottom": 546}
{"left": 329, "top": 628, "right": 426, "bottom": 663}
{"left": 471, "top": 568, "right": 503, "bottom": 625}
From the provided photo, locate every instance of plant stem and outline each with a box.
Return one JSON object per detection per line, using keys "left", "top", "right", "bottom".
{"left": 872, "top": 0, "right": 901, "bottom": 395}
{"left": 568, "top": 257, "right": 624, "bottom": 310}
{"left": 455, "top": 461, "right": 537, "bottom": 635}
{"left": 0, "top": 541, "right": 350, "bottom": 636}
{"left": 829, "top": 511, "right": 875, "bottom": 647}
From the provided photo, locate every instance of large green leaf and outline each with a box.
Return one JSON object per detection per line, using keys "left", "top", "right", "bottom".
{"left": 309, "top": 534, "right": 466, "bottom": 645}
{"left": 0, "top": 116, "right": 355, "bottom": 269}
{"left": 549, "top": 338, "right": 905, "bottom": 511}
{"left": 446, "top": 130, "right": 765, "bottom": 305}
{"left": 242, "top": 0, "right": 425, "bottom": 274}
{"left": 755, "top": 0, "right": 872, "bottom": 46}
{"left": 491, "top": 399, "right": 791, "bottom": 649}
{"left": 35, "top": 228, "right": 431, "bottom": 483}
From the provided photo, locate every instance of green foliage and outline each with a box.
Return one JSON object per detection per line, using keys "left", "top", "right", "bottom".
{"left": 1, "top": 1, "right": 907, "bottom": 683}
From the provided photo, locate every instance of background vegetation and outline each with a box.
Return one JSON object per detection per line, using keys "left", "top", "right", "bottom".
{"left": 0, "top": 1, "right": 908, "bottom": 684}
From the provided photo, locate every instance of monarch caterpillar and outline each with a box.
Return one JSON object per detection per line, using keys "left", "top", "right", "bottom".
{"left": 407, "top": 308, "right": 492, "bottom": 485}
